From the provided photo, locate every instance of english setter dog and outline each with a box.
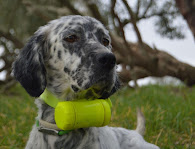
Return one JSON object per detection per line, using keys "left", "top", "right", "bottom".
{"left": 13, "top": 15, "right": 159, "bottom": 149}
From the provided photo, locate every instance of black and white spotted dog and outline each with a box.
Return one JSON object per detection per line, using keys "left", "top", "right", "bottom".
{"left": 13, "top": 16, "right": 159, "bottom": 149}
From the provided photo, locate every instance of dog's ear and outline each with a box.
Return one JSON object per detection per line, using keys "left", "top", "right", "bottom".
{"left": 13, "top": 32, "right": 48, "bottom": 97}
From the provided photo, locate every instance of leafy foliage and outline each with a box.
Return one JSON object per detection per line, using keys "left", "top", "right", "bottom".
{"left": 154, "top": 1, "right": 185, "bottom": 39}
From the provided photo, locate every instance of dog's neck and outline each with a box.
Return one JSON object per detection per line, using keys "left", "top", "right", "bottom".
{"left": 36, "top": 88, "right": 81, "bottom": 124}
{"left": 35, "top": 98, "right": 56, "bottom": 123}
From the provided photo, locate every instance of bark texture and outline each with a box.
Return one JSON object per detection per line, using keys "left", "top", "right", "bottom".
{"left": 111, "top": 35, "right": 195, "bottom": 86}
{"left": 175, "top": 0, "right": 195, "bottom": 38}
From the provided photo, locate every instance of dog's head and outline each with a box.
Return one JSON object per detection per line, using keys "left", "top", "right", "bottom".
{"left": 13, "top": 16, "right": 120, "bottom": 100}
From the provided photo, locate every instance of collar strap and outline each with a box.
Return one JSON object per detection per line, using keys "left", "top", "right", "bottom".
{"left": 39, "top": 89, "right": 71, "bottom": 135}
{"left": 40, "top": 89, "right": 112, "bottom": 108}
{"left": 40, "top": 89, "right": 59, "bottom": 108}
{"left": 36, "top": 119, "right": 71, "bottom": 136}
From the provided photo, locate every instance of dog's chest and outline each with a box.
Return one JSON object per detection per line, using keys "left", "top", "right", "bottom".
{"left": 26, "top": 126, "right": 119, "bottom": 149}
{"left": 54, "top": 127, "right": 120, "bottom": 149}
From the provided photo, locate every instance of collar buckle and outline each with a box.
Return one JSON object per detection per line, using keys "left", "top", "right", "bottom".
{"left": 36, "top": 119, "right": 71, "bottom": 136}
{"left": 38, "top": 126, "right": 60, "bottom": 136}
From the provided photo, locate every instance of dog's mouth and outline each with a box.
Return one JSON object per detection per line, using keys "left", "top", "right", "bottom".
{"left": 72, "top": 85, "right": 110, "bottom": 100}
{"left": 85, "top": 86, "right": 112, "bottom": 99}
{"left": 73, "top": 76, "right": 120, "bottom": 100}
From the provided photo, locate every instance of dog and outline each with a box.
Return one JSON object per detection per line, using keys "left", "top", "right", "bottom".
{"left": 13, "top": 15, "right": 159, "bottom": 149}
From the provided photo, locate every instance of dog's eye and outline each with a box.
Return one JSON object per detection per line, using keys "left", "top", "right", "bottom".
{"left": 102, "top": 38, "right": 109, "bottom": 46}
{"left": 64, "top": 35, "right": 79, "bottom": 43}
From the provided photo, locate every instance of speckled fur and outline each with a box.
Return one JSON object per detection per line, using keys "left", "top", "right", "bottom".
{"left": 13, "top": 16, "right": 159, "bottom": 149}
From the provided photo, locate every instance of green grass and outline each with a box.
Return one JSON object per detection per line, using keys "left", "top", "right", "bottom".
{"left": 110, "top": 85, "right": 195, "bottom": 149}
{"left": 0, "top": 84, "right": 195, "bottom": 148}
{"left": 0, "top": 84, "right": 36, "bottom": 149}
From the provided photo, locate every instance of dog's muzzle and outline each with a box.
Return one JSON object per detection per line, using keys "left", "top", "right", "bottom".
{"left": 83, "top": 52, "right": 117, "bottom": 99}
{"left": 96, "top": 53, "right": 116, "bottom": 70}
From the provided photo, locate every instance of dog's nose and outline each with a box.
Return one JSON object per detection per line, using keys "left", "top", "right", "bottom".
{"left": 97, "top": 53, "right": 116, "bottom": 69}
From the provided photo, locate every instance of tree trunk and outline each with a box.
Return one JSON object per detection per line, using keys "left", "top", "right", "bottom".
{"left": 111, "top": 35, "right": 195, "bottom": 86}
{"left": 175, "top": 0, "right": 195, "bottom": 39}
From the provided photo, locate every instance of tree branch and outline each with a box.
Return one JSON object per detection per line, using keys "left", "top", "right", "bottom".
{"left": 138, "top": 10, "right": 178, "bottom": 21}
{"left": 121, "top": 19, "right": 132, "bottom": 27}
{"left": 121, "top": 0, "right": 143, "bottom": 44}
{"left": 22, "top": 1, "right": 52, "bottom": 22}
{"left": 84, "top": 1, "right": 107, "bottom": 25}
{"left": 60, "top": 0, "right": 83, "bottom": 16}
{"left": 135, "top": 0, "right": 141, "bottom": 20}
{"left": 22, "top": 0, "right": 70, "bottom": 16}
{"left": 0, "top": 79, "right": 17, "bottom": 92}
{"left": 119, "top": 66, "right": 151, "bottom": 84}
{"left": 112, "top": 35, "right": 195, "bottom": 86}
{"left": 0, "top": 30, "right": 24, "bottom": 49}
{"left": 141, "top": 0, "right": 154, "bottom": 18}
{"left": 175, "top": 0, "right": 195, "bottom": 39}
{"left": 110, "top": 0, "right": 133, "bottom": 57}
{"left": 37, "top": 6, "right": 69, "bottom": 16}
